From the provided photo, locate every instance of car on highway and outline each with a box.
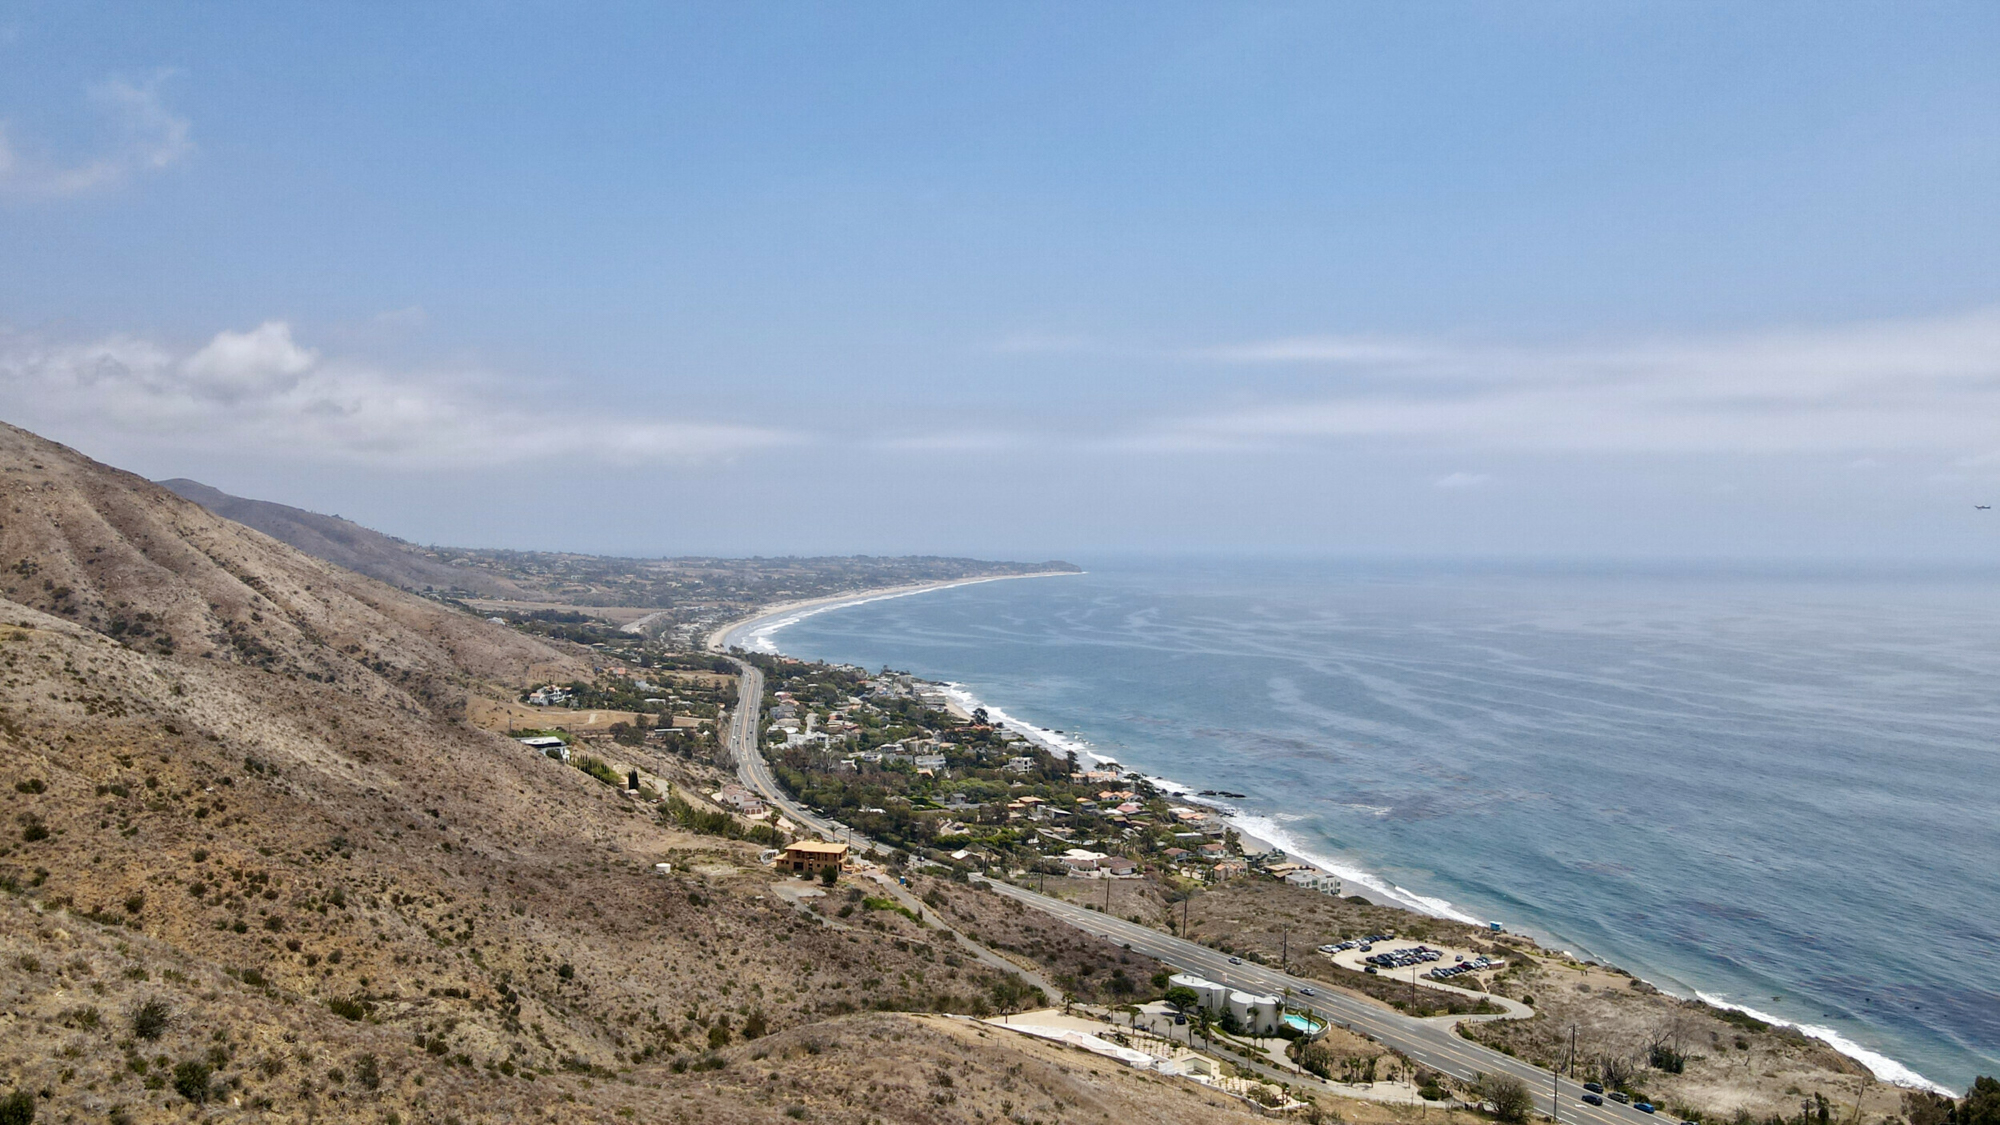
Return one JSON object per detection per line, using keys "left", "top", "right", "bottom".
{"left": 1584, "top": 1083, "right": 1604, "bottom": 1095}
{"left": 1582, "top": 1095, "right": 1605, "bottom": 1107}
{"left": 1635, "top": 1104, "right": 1656, "bottom": 1114}
{"left": 1609, "top": 1092, "right": 1631, "bottom": 1105}
{"left": 1299, "top": 987, "right": 1316, "bottom": 996}
{"left": 1228, "top": 956, "right": 1242, "bottom": 965}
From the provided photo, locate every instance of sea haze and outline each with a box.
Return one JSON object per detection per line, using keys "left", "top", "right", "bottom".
{"left": 762, "top": 557, "right": 2000, "bottom": 1093}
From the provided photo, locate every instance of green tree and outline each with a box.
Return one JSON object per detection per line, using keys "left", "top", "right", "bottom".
{"left": 1962, "top": 1076, "right": 2000, "bottom": 1125}
{"left": 1164, "top": 985, "right": 1200, "bottom": 1016}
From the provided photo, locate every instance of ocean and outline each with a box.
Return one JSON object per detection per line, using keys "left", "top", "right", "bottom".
{"left": 747, "top": 557, "right": 2000, "bottom": 1094}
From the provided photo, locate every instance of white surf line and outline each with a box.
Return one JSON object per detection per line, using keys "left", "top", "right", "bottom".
{"left": 715, "top": 570, "right": 1079, "bottom": 654}
{"left": 1693, "top": 993, "right": 1952, "bottom": 1093}
{"left": 935, "top": 678, "right": 1483, "bottom": 923}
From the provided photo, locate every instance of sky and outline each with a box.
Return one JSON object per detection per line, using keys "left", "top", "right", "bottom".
{"left": 3, "top": 2, "right": 2000, "bottom": 561}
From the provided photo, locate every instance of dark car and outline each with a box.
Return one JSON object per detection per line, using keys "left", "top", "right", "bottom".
{"left": 1582, "top": 1095, "right": 1605, "bottom": 1107}
{"left": 1365, "top": 965, "right": 1378, "bottom": 974}
{"left": 1584, "top": 1083, "right": 1604, "bottom": 1095}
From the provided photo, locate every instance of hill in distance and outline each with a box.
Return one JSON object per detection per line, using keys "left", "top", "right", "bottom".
{"left": 160, "top": 478, "right": 1080, "bottom": 641}
{"left": 156, "top": 478, "right": 531, "bottom": 599}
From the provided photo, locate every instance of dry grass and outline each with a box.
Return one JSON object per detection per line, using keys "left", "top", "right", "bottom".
{"left": 1464, "top": 954, "right": 1896, "bottom": 1121}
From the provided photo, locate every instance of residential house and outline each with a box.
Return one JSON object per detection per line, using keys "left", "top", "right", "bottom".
{"left": 1284, "top": 869, "right": 1342, "bottom": 894}
{"left": 777, "top": 840, "right": 850, "bottom": 873}
{"left": 1166, "top": 973, "right": 1282, "bottom": 1034}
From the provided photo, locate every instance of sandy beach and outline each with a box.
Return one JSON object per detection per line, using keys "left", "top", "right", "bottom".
{"left": 704, "top": 569, "right": 1080, "bottom": 653}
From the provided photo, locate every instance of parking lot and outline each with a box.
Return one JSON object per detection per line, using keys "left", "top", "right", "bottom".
{"left": 1320, "top": 936, "right": 1502, "bottom": 985}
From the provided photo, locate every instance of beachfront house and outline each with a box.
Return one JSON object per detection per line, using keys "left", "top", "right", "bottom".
{"left": 1283, "top": 869, "right": 1341, "bottom": 893}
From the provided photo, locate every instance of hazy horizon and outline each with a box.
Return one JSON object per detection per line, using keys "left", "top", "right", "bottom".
{"left": 6, "top": 5, "right": 2000, "bottom": 560}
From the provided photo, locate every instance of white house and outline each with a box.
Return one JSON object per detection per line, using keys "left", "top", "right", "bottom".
{"left": 1167, "top": 972, "right": 1282, "bottom": 1034}
{"left": 1284, "top": 869, "right": 1342, "bottom": 894}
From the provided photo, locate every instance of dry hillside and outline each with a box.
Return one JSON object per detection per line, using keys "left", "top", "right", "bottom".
{"left": 0, "top": 423, "right": 1256, "bottom": 1124}
{"left": 156, "top": 479, "right": 530, "bottom": 599}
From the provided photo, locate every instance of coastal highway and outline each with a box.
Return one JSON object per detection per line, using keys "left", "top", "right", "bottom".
{"left": 710, "top": 612, "right": 1648, "bottom": 1125}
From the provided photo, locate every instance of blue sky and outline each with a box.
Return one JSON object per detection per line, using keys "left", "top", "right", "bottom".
{"left": 4, "top": 3, "right": 2000, "bottom": 559}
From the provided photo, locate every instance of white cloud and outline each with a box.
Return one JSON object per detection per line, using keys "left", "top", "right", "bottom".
{"left": 0, "top": 322, "right": 788, "bottom": 468}
{"left": 1132, "top": 308, "right": 2000, "bottom": 457}
{"left": 180, "top": 321, "right": 319, "bottom": 402}
{"left": 1434, "top": 472, "right": 1492, "bottom": 489}
{"left": 0, "top": 72, "right": 192, "bottom": 198}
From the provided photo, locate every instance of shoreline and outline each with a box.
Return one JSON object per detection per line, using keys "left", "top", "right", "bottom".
{"left": 704, "top": 569, "right": 1081, "bottom": 654}
{"left": 731, "top": 579, "right": 1957, "bottom": 1095}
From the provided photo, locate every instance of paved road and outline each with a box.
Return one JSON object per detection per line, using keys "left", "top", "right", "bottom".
{"left": 710, "top": 626, "right": 1645, "bottom": 1125}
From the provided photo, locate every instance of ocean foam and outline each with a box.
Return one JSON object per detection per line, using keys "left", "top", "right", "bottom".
{"left": 1694, "top": 993, "right": 1952, "bottom": 1094}
{"left": 1225, "top": 813, "right": 1485, "bottom": 925}
{"left": 937, "top": 683, "right": 1113, "bottom": 765}
{"left": 937, "top": 680, "right": 1487, "bottom": 925}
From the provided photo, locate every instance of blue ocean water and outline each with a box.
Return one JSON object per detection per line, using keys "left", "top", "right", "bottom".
{"left": 760, "top": 558, "right": 2000, "bottom": 1093}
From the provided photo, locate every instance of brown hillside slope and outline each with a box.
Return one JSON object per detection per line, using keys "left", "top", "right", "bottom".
{"left": 157, "top": 478, "right": 531, "bottom": 599}
{"left": 0, "top": 423, "right": 1273, "bottom": 1125}
{"left": 1, "top": 424, "right": 580, "bottom": 716}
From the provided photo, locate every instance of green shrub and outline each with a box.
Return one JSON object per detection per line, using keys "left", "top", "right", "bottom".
{"left": 130, "top": 998, "right": 171, "bottom": 1040}
{"left": 574, "top": 756, "right": 622, "bottom": 786}
{"left": 327, "top": 997, "right": 367, "bottom": 1021}
{"left": 172, "top": 1060, "right": 212, "bottom": 1103}
{"left": 0, "top": 1089, "right": 33, "bottom": 1125}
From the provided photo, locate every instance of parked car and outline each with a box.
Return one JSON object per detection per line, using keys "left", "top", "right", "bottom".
{"left": 1582, "top": 1095, "right": 1605, "bottom": 1107}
